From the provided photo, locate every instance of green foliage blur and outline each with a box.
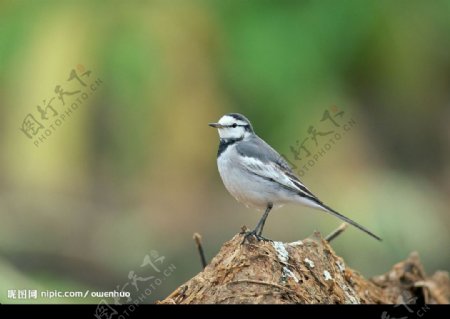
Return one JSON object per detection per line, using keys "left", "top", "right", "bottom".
{"left": 1, "top": 0, "right": 449, "bottom": 304}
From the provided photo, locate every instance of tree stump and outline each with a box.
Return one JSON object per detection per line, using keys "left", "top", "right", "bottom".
{"left": 160, "top": 232, "right": 449, "bottom": 304}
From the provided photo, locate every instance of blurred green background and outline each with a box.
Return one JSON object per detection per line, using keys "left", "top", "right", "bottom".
{"left": 1, "top": 0, "right": 449, "bottom": 304}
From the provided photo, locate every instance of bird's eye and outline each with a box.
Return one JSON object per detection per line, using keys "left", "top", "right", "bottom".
{"left": 232, "top": 123, "right": 237, "bottom": 128}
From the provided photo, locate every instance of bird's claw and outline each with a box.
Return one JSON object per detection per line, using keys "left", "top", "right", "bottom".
{"left": 241, "top": 230, "right": 272, "bottom": 244}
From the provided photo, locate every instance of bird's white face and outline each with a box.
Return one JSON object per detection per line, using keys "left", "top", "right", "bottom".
{"left": 209, "top": 115, "right": 252, "bottom": 140}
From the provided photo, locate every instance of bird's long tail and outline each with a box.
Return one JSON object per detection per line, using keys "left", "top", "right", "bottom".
{"left": 318, "top": 202, "right": 382, "bottom": 241}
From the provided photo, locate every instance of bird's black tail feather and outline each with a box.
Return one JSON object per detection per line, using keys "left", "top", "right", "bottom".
{"left": 318, "top": 202, "right": 382, "bottom": 241}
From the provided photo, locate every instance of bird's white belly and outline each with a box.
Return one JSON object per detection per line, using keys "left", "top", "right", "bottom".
{"left": 217, "top": 148, "right": 287, "bottom": 210}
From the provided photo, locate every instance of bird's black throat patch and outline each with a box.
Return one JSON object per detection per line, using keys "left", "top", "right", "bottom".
{"left": 217, "top": 137, "right": 244, "bottom": 157}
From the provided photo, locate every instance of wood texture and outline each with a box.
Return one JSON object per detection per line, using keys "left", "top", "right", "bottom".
{"left": 160, "top": 232, "right": 449, "bottom": 304}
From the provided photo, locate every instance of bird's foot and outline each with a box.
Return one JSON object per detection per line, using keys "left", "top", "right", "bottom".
{"left": 241, "top": 230, "right": 272, "bottom": 244}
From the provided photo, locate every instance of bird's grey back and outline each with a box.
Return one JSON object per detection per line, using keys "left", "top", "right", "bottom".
{"left": 235, "top": 134, "right": 294, "bottom": 173}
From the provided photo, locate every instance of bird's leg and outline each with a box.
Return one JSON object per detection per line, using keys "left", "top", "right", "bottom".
{"left": 255, "top": 202, "right": 273, "bottom": 236}
{"left": 242, "top": 203, "right": 273, "bottom": 243}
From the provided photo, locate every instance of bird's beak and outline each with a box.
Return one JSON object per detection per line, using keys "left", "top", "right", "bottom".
{"left": 208, "top": 123, "right": 224, "bottom": 128}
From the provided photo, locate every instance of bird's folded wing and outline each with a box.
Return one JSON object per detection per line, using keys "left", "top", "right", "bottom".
{"left": 240, "top": 156, "right": 320, "bottom": 201}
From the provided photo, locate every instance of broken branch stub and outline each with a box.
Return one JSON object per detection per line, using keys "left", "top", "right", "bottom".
{"left": 160, "top": 232, "right": 449, "bottom": 304}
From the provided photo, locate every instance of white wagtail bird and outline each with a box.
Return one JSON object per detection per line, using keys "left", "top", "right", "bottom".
{"left": 209, "top": 113, "right": 381, "bottom": 242}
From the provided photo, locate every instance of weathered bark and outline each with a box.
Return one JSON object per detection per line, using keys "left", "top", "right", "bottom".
{"left": 160, "top": 232, "right": 449, "bottom": 304}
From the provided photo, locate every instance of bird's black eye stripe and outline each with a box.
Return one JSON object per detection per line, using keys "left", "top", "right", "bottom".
{"left": 227, "top": 123, "right": 248, "bottom": 128}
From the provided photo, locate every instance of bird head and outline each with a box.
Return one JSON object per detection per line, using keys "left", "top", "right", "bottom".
{"left": 209, "top": 113, "right": 254, "bottom": 140}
